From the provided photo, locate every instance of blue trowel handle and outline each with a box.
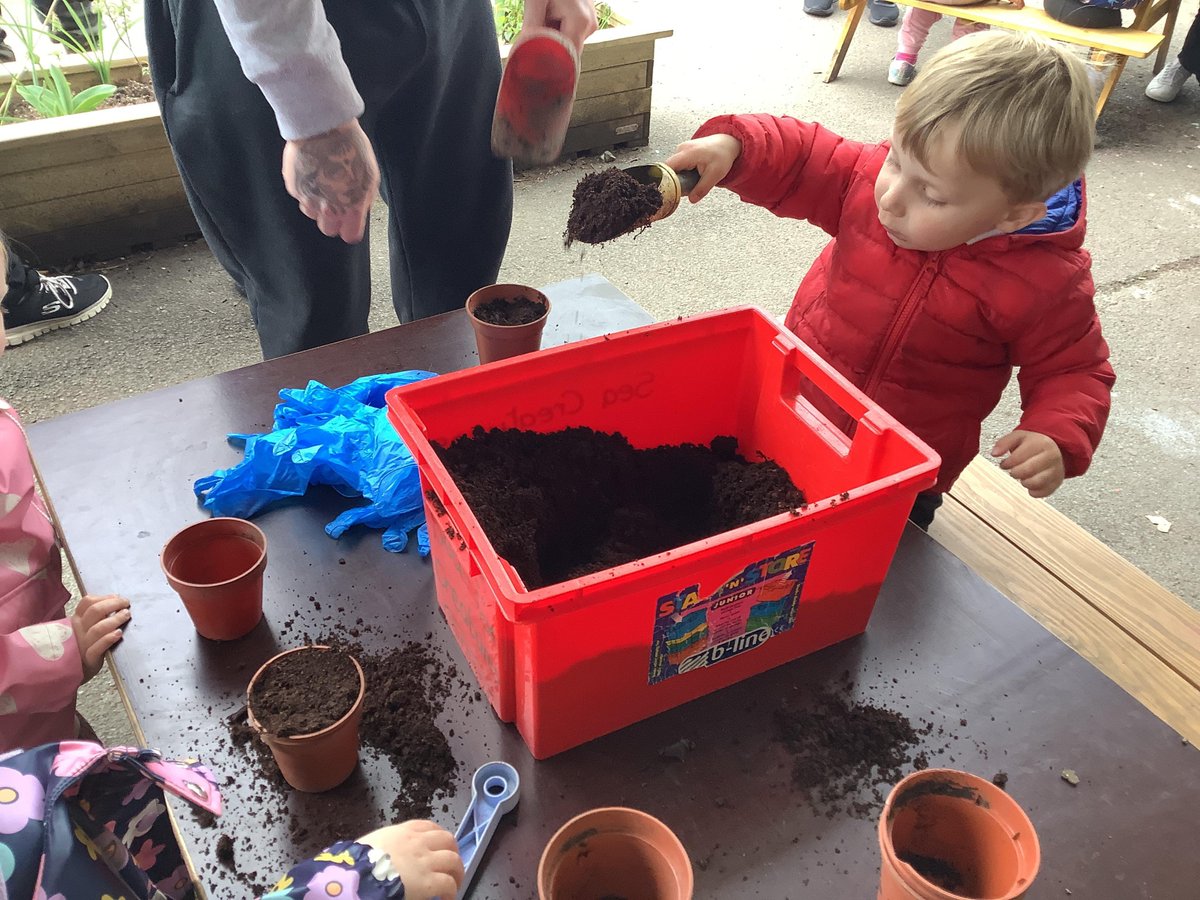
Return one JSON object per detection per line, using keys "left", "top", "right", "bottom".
{"left": 453, "top": 761, "right": 521, "bottom": 898}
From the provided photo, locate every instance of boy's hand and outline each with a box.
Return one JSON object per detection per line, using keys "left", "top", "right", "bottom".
{"left": 70, "top": 594, "right": 131, "bottom": 682}
{"left": 665, "top": 134, "right": 742, "bottom": 203}
{"left": 358, "top": 820, "right": 464, "bottom": 900}
{"left": 990, "top": 430, "right": 1064, "bottom": 498}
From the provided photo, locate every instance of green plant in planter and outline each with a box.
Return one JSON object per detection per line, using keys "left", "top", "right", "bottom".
{"left": 16, "top": 65, "right": 115, "bottom": 116}
{"left": 493, "top": 0, "right": 615, "bottom": 44}
{"left": 48, "top": 0, "right": 142, "bottom": 86}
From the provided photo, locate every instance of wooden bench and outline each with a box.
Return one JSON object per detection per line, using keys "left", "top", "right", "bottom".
{"left": 825, "top": 0, "right": 1184, "bottom": 116}
{"left": 929, "top": 456, "right": 1200, "bottom": 745}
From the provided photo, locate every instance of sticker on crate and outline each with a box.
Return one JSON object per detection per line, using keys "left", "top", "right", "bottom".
{"left": 648, "top": 542, "right": 815, "bottom": 685}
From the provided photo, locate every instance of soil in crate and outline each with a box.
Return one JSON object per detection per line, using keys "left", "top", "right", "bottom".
{"left": 434, "top": 427, "right": 806, "bottom": 589}
{"left": 249, "top": 648, "right": 359, "bottom": 736}
{"left": 564, "top": 167, "right": 662, "bottom": 246}
{"left": 474, "top": 296, "right": 547, "bottom": 325}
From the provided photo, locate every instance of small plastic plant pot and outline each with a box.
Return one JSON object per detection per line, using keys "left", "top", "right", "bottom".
{"left": 537, "top": 807, "right": 693, "bottom": 900}
{"left": 246, "top": 645, "right": 366, "bottom": 793}
{"left": 466, "top": 283, "right": 551, "bottom": 365}
{"left": 161, "top": 517, "right": 267, "bottom": 641}
{"left": 879, "top": 768, "right": 1041, "bottom": 900}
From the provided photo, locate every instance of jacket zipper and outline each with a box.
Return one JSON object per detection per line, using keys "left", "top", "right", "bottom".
{"left": 862, "top": 253, "right": 943, "bottom": 397}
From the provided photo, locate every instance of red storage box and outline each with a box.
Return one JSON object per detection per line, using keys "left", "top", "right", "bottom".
{"left": 386, "top": 307, "right": 939, "bottom": 758}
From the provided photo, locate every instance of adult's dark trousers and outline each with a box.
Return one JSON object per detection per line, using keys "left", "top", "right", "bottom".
{"left": 145, "top": 0, "right": 513, "bottom": 359}
{"left": 1179, "top": 10, "right": 1200, "bottom": 73}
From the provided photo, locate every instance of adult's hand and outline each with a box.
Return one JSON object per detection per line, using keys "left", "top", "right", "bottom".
{"left": 282, "top": 118, "right": 380, "bottom": 244}
{"left": 523, "top": 0, "right": 598, "bottom": 51}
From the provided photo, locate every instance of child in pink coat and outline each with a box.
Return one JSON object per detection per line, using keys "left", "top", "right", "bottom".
{"left": 0, "top": 235, "right": 131, "bottom": 752}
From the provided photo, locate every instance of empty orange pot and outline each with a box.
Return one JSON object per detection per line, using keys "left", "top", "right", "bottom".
{"left": 466, "top": 283, "right": 551, "bottom": 365}
{"left": 879, "top": 768, "right": 1040, "bottom": 900}
{"left": 161, "top": 517, "right": 267, "bottom": 640}
{"left": 246, "top": 645, "right": 366, "bottom": 793}
{"left": 538, "top": 807, "right": 693, "bottom": 900}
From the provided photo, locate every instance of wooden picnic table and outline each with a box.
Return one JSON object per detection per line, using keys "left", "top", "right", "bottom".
{"left": 29, "top": 274, "right": 1200, "bottom": 898}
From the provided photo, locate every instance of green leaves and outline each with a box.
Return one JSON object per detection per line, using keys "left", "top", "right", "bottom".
{"left": 15, "top": 65, "right": 116, "bottom": 117}
{"left": 494, "top": 0, "right": 616, "bottom": 45}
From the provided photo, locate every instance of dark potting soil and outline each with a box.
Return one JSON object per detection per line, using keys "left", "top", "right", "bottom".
{"left": 434, "top": 428, "right": 806, "bottom": 589}
{"left": 564, "top": 167, "right": 663, "bottom": 246}
{"left": 473, "top": 296, "right": 546, "bottom": 326}
{"left": 898, "top": 851, "right": 966, "bottom": 893}
{"left": 249, "top": 648, "right": 360, "bottom": 737}
{"left": 774, "top": 677, "right": 929, "bottom": 819}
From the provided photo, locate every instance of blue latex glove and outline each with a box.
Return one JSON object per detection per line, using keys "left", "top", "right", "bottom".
{"left": 194, "top": 371, "right": 437, "bottom": 553}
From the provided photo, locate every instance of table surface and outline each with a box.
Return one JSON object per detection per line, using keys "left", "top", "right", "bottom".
{"left": 30, "top": 275, "right": 1200, "bottom": 898}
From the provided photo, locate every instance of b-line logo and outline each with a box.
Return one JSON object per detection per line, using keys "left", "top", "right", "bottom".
{"left": 677, "top": 626, "right": 773, "bottom": 674}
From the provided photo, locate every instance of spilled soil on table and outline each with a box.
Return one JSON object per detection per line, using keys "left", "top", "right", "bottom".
{"left": 434, "top": 427, "right": 806, "bottom": 589}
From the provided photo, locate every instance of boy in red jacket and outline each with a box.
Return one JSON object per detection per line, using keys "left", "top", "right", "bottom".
{"left": 666, "top": 31, "right": 1113, "bottom": 528}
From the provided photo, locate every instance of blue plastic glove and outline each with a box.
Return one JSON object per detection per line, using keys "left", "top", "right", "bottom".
{"left": 194, "top": 371, "right": 437, "bottom": 553}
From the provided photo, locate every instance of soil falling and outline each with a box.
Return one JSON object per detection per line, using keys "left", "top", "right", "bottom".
{"left": 434, "top": 427, "right": 805, "bottom": 589}
{"left": 564, "top": 167, "right": 663, "bottom": 246}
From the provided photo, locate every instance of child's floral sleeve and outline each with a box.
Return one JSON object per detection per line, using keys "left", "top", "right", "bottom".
{"left": 692, "top": 114, "right": 878, "bottom": 237}
{"left": 261, "top": 840, "right": 405, "bottom": 899}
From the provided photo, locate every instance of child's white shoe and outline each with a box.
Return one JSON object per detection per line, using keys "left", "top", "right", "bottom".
{"left": 888, "top": 59, "right": 917, "bottom": 86}
{"left": 1145, "top": 58, "right": 1191, "bottom": 102}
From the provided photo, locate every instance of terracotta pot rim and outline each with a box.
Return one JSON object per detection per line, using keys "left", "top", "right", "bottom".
{"left": 465, "top": 284, "right": 551, "bottom": 328}
{"left": 246, "top": 645, "right": 366, "bottom": 743}
{"left": 537, "top": 805, "right": 694, "bottom": 898}
{"left": 160, "top": 517, "right": 267, "bottom": 589}
{"left": 879, "top": 768, "right": 1041, "bottom": 900}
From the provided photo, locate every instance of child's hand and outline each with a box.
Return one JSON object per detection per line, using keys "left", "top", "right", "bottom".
{"left": 358, "top": 820, "right": 464, "bottom": 900}
{"left": 665, "top": 134, "right": 742, "bottom": 203}
{"left": 990, "top": 430, "right": 1064, "bottom": 498}
{"left": 70, "top": 594, "right": 131, "bottom": 682}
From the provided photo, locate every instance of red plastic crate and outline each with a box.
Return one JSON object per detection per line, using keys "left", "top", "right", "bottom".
{"left": 386, "top": 307, "right": 939, "bottom": 758}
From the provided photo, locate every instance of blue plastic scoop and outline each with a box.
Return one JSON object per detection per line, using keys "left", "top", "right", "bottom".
{"left": 453, "top": 761, "right": 521, "bottom": 898}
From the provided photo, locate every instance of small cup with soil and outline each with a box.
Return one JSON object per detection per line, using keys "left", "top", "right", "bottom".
{"left": 537, "top": 807, "right": 693, "bottom": 900}
{"left": 246, "top": 645, "right": 366, "bottom": 793}
{"left": 466, "top": 283, "right": 551, "bottom": 365}
{"left": 879, "top": 768, "right": 1041, "bottom": 900}
{"left": 161, "top": 517, "right": 267, "bottom": 641}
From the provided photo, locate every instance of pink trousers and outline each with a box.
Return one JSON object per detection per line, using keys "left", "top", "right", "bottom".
{"left": 896, "top": 9, "right": 988, "bottom": 59}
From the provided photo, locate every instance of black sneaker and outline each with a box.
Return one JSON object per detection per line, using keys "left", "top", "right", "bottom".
{"left": 0, "top": 36, "right": 15, "bottom": 64}
{"left": 868, "top": 0, "right": 900, "bottom": 26}
{"left": 804, "top": 0, "right": 835, "bottom": 16}
{"left": 3, "top": 272, "right": 112, "bottom": 346}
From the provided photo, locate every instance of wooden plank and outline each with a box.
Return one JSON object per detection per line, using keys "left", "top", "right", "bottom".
{"left": 560, "top": 112, "right": 650, "bottom": 158}
{"left": 929, "top": 494, "right": 1200, "bottom": 745}
{"left": 0, "top": 58, "right": 145, "bottom": 90}
{"left": 894, "top": 0, "right": 1164, "bottom": 56}
{"left": 576, "top": 60, "right": 651, "bottom": 100}
{"left": 3, "top": 174, "right": 188, "bottom": 234}
{"left": 0, "top": 104, "right": 168, "bottom": 174}
{"left": 11, "top": 203, "right": 199, "bottom": 266}
{"left": 572, "top": 87, "right": 651, "bottom": 125}
{"left": 946, "top": 457, "right": 1200, "bottom": 689}
{"left": 0, "top": 146, "right": 181, "bottom": 206}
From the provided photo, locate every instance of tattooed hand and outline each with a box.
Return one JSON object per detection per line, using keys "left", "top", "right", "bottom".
{"left": 282, "top": 119, "right": 380, "bottom": 244}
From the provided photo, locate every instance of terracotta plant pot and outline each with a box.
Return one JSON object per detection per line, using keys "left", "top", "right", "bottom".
{"left": 161, "top": 517, "right": 267, "bottom": 640}
{"left": 246, "top": 645, "right": 366, "bottom": 793}
{"left": 879, "top": 768, "right": 1041, "bottom": 900}
{"left": 466, "top": 283, "right": 551, "bottom": 365}
{"left": 538, "top": 807, "right": 693, "bottom": 900}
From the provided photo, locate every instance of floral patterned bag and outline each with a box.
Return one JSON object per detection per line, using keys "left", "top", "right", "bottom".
{"left": 0, "top": 742, "right": 221, "bottom": 900}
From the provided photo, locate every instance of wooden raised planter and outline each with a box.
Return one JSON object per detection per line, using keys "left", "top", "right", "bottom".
{"left": 500, "top": 20, "right": 673, "bottom": 162}
{"left": 0, "top": 98, "right": 196, "bottom": 266}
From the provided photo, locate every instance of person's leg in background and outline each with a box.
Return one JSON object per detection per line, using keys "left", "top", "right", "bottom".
{"left": 1146, "top": 10, "right": 1200, "bottom": 102}
{"left": 144, "top": 0, "right": 372, "bottom": 359}
{"left": 32, "top": 0, "right": 100, "bottom": 43}
{"left": 889, "top": 7, "right": 942, "bottom": 85}
{"left": 2, "top": 243, "right": 112, "bottom": 347}
{"left": 351, "top": 0, "right": 512, "bottom": 323}
{"left": 908, "top": 492, "right": 944, "bottom": 531}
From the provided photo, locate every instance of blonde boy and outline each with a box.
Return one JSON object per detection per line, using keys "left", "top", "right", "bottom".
{"left": 667, "top": 32, "right": 1114, "bottom": 527}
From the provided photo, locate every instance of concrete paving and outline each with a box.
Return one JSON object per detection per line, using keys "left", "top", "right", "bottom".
{"left": 2, "top": 0, "right": 1197, "bottom": 743}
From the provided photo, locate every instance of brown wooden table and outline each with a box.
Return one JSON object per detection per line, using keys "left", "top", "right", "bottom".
{"left": 29, "top": 275, "right": 1200, "bottom": 898}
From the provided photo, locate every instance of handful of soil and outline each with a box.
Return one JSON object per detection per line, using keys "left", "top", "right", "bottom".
{"left": 473, "top": 296, "right": 547, "bottom": 326}
{"left": 248, "top": 648, "right": 359, "bottom": 737}
{"left": 564, "top": 167, "right": 663, "bottom": 246}
{"left": 434, "top": 427, "right": 805, "bottom": 589}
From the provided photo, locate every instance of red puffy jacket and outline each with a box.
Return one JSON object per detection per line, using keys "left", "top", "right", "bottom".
{"left": 695, "top": 115, "right": 1115, "bottom": 493}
